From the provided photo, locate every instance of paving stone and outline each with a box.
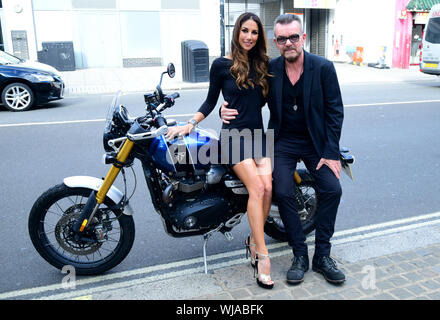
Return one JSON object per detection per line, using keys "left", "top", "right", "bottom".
{"left": 383, "top": 264, "right": 405, "bottom": 275}
{"left": 375, "top": 280, "right": 396, "bottom": 291}
{"left": 424, "top": 256, "right": 440, "bottom": 266}
{"left": 400, "top": 251, "right": 423, "bottom": 260}
{"left": 322, "top": 293, "right": 345, "bottom": 300}
{"left": 302, "top": 282, "right": 333, "bottom": 296}
{"left": 401, "top": 271, "right": 426, "bottom": 282}
{"left": 290, "top": 287, "right": 312, "bottom": 299}
{"left": 339, "top": 287, "right": 364, "bottom": 300}
{"left": 427, "top": 291, "right": 440, "bottom": 300}
{"left": 420, "top": 280, "right": 440, "bottom": 291}
{"left": 372, "top": 257, "right": 394, "bottom": 267}
{"left": 415, "top": 248, "right": 434, "bottom": 257}
{"left": 389, "top": 275, "right": 409, "bottom": 287}
{"left": 397, "top": 261, "right": 419, "bottom": 272}
{"left": 371, "top": 293, "right": 396, "bottom": 300}
{"left": 410, "top": 259, "right": 429, "bottom": 268}
{"left": 387, "top": 254, "right": 405, "bottom": 263}
{"left": 344, "top": 263, "right": 365, "bottom": 273}
{"left": 404, "top": 284, "right": 428, "bottom": 296}
{"left": 259, "top": 290, "right": 292, "bottom": 300}
{"left": 388, "top": 288, "right": 414, "bottom": 299}
{"left": 204, "top": 292, "right": 233, "bottom": 300}
{"left": 419, "top": 268, "right": 440, "bottom": 278}
{"left": 229, "top": 288, "right": 252, "bottom": 299}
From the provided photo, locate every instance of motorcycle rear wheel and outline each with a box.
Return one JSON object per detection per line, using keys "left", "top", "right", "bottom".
{"left": 28, "top": 183, "right": 135, "bottom": 275}
{"left": 264, "top": 169, "right": 318, "bottom": 242}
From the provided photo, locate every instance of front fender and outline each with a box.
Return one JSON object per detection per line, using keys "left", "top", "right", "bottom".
{"left": 63, "top": 176, "right": 134, "bottom": 215}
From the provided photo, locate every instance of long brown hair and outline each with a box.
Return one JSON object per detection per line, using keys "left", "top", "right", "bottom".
{"left": 230, "top": 12, "right": 271, "bottom": 97}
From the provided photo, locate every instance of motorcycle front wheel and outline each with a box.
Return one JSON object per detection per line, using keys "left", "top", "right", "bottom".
{"left": 264, "top": 169, "right": 318, "bottom": 242}
{"left": 28, "top": 183, "right": 135, "bottom": 275}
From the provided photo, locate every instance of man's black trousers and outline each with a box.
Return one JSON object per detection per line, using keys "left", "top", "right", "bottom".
{"left": 272, "top": 136, "right": 342, "bottom": 257}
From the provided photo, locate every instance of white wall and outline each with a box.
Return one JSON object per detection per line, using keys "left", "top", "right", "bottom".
{"left": 3, "top": 0, "right": 221, "bottom": 68}
{"left": 160, "top": 0, "right": 220, "bottom": 67}
{"left": 333, "top": 0, "right": 396, "bottom": 65}
{"left": 2, "top": 0, "right": 38, "bottom": 61}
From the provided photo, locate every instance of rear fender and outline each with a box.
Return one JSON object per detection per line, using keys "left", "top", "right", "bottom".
{"left": 63, "top": 176, "right": 134, "bottom": 215}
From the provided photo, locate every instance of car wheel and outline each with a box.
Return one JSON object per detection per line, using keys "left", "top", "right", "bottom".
{"left": 1, "top": 82, "right": 35, "bottom": 112}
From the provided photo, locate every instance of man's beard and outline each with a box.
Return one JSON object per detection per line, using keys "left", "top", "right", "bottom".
{"left": 283, "top": 47, "right": 301, "bottom": 63}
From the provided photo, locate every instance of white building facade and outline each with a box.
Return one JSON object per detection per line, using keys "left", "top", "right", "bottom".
{"left": 0, "top": 0, "right": 408, "bottom": 70}
{"left": 1, "top": 0, "right": 221, "bottom": 68}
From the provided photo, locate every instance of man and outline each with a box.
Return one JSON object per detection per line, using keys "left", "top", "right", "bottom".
{"left": 221, "top": 13, "right": 345, "bottom": 284}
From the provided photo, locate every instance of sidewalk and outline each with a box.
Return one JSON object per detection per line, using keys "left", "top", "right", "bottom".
{"left": 19, "top": 222, "right": 439, "bottom": 301}
{"left": 86, "top": 225, "right": 440, "bottom": 301}
{"left": 60, "top": 62, "right": 438, "bottom": 96}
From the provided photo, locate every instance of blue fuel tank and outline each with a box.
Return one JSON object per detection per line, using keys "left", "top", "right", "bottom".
{"left": 149, "top": 123, "right": 220, "bottom": 173}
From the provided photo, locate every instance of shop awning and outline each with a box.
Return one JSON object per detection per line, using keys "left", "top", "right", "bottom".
{"left": 406, "top": 0, "right": 440, "bottom": 12}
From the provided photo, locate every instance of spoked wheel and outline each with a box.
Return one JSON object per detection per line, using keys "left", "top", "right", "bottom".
{"left": 264, "top": 169, "right": 318, "bottom": 242}
{"left": 28, "top": 184, "right": 135, "bottom": 275}
{"left": 1, "top": 83, "right": 35, "bottom": 111}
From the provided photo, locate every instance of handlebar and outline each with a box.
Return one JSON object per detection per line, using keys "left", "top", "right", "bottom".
{"left": 155, "top": 115, "right": 167, "bottom": 128}
{"left": 168, "top": 92, "right": 180, "bottom": 100}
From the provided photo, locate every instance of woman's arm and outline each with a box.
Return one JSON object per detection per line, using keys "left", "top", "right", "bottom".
{"left": 165, "top": 59, "right": 223, "bottom": 140}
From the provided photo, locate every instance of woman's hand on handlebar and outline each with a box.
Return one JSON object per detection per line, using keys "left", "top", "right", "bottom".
{"left": 165, "top": 123, "right": 193, "bottom": 140}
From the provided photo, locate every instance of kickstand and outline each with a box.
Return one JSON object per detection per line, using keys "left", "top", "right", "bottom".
{"left": 202, "top": 224, "right": 224, "bottom": 274}
{"left": 202, "top": 233, "right": 211, "bottom": 274}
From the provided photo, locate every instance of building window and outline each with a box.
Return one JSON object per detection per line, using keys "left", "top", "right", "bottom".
{"left": 225, "top": 0, "right": 282, "bottom": 57}
{"left": 161, "top": 0, "right": 200, "bottom": 10}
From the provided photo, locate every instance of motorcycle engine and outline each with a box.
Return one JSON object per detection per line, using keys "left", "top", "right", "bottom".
{"left": 170, "top": 191, "right": 233, "bottom": 231}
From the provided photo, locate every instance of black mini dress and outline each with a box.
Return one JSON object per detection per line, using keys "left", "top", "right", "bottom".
{"left": 198, "top": 57, "right": 270, "bottom": 166}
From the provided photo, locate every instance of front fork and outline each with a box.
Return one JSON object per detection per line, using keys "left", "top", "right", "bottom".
{"left": 73, "top": 139, "right": 135, "bottom": 233}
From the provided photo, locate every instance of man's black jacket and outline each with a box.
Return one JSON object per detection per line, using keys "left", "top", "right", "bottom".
{"left": 267, "top": 51, "right": 344, "bottom": 160}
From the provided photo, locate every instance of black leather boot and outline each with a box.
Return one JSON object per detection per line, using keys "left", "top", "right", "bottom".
{"left": 312, "top": 255, "right": 345, "bottom": 284}
{"left": 287, "top": 255, "right": 309, "bottom": 284}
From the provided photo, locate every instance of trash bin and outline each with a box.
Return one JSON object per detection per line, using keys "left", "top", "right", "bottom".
{"left": 38, "top": 42, "right": 76, "bottom": 71}
{"left": 181, "top": 40, "right": 209, "bottom": 83}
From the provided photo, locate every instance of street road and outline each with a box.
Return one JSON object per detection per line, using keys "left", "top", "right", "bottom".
{"left": 1, "top": 77, "right": 440, "bottom": 295}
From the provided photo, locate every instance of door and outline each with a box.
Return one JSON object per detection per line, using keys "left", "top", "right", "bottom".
{"left": 74, "top": 12, "right": 122, "bottom": 68}
{"left": 309, "top": 9, "right": 328, "bottom": 58}
{"left": 410, "top": 24, "right": 423, "bottom": 65}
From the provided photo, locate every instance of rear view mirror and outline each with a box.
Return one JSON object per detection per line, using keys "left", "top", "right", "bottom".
{"left": 167, "top": 63, "right": 175, "bottom": 78}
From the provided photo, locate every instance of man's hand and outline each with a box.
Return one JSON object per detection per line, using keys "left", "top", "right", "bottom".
{"left": 316, "top": 158, "right": 341, "bottom": 179}
{"left": 220, "top": 101, "right": 238, "bottom": 124}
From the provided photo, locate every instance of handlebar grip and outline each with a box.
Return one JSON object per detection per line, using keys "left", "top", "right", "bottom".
{"left": 170, "top": 92, "right": 180, "bottom": 99}
{"left": 155, "top": 116, "right": 167, "bottom": 128}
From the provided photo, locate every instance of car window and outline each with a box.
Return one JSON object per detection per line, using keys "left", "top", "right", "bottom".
{"left": 0, "top": 50, "right": 22, "bottom": 64}
{"left": 426, "top": 17, "right": 440, "bottom": 44}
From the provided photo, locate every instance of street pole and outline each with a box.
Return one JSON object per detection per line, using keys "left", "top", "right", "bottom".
{"left": 220, "top": 0, "right": 225, "bottom": 57}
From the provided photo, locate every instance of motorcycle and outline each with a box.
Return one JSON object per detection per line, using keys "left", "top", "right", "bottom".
{"left": 28, "top": 64, "right": 354, "bottom": 275}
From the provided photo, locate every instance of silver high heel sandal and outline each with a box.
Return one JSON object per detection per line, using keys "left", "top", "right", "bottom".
{"left": 245, "top": 235, "right": 256, "bottom": 268}
{"left": 254, "top": 251, "right": 274, "bottom": 289}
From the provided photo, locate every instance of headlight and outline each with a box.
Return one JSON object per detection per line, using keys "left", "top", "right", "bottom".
{"left": 32, "top": 74, "right": 55, "bottom": 82}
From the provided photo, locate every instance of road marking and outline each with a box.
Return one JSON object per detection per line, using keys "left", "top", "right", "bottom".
{"left": 1, "top": 99, "right": 439, "bottom": 129}
{"left": 345, "top": 99, "right": 440, "bottom": 108}
{"left": 1, "top": 210, "right": 440, "bottom": 300}
{"left": 0, "top": 114, "right": 194, "bottom": 128}
{"left": 0, "top": 119, "right": 106, "bottom": 128}
{"left": 0, "top": 100, "right": 440, "bottom": 128}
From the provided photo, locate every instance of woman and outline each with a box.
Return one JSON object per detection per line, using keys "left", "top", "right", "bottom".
{"left": 165, "top": 12, "right": 274, "bottom": 289}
